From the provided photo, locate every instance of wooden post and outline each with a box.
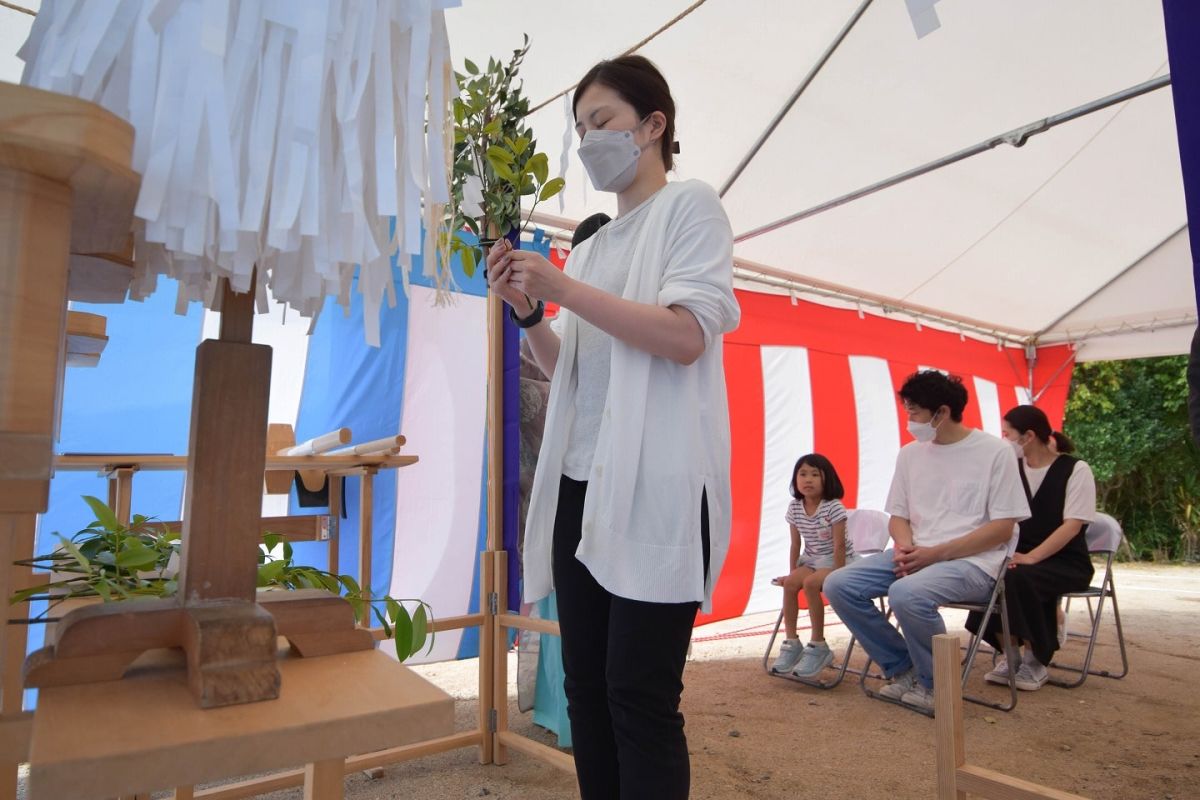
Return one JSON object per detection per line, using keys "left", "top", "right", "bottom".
{"left": 359, "top": 468, "right": 375, "bottom": 601}
{"left": 478, "top": 551, "right": 495, "bottom": 765}
{"left": 481, "top": 232, "right": 504, "bottom": 766}
{"left": 328, "top": 476, "right": 342, "bottom": 577}
{"left": 173, "top": 278, "right": 280, "bottom": 707}
{"left": 0, "top": 83, "right": 138, "bottom": 515}
{"left": 106, "top": 467, "right": 136, "bottom": 525}
{"left": 303, "top": 759, "right": 345, "bottom": 800}
{"left": 0, "top": 168, "right": 70, "bottom": 515}
{"left": 0, "top": 515, "right": 34, "bottom": 800}
{"left": 492, "top": 549, "right": 509, "bottom": 765}
{"left": 933, "top": 634, "right": 966, "bottom": 800}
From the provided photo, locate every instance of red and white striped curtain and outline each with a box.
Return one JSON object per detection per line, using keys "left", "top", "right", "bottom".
{"left": 702, "top": 289, "right": 1073, "bottom": 624}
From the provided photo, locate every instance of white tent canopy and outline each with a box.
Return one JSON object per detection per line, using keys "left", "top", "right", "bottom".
{"left": 2, "top": 0, "right": 1194, "bottom": 361}
{"left": 445, "top": 0, "right": 1196, "bottom": 361}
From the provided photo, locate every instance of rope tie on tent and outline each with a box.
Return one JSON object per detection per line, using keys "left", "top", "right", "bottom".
{"left": 528, "top": 0, "right": 711, "bottom": 114}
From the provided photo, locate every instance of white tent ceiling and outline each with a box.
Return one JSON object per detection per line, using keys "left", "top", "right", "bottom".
{"left": 445, "top": 0, "right": 1197, "bottom": 361}
{"left": 2, "top": 0, "right": 1194, "bottom": 361}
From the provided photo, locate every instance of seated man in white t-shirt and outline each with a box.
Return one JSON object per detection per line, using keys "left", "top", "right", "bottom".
{"left": 824, "top": 370, "right": 1030, "bottom": 711}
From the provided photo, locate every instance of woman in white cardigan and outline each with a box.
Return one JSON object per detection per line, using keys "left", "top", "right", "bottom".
{"left": 487, "top": 55, "right": 740, "bottom": 800}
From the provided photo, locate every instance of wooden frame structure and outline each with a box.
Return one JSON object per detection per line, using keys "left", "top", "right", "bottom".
{"left": 0, "top": 81, "right": 574, "bottom": 799}
{"left": 933, "top": 634, "right": 1090, "bottom": 800}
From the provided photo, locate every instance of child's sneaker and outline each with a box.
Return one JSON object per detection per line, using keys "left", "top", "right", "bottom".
{"left": 984, "top": 658, "right": 1012, "bottom": 685}
{"left": 1014, "top": 661, "right": 1049, "bottom": 691}
{"left": 791, "top": 642, "right": 835, "bottom": 677}
{"left": 771, "top": 639, "right": 803, "bottom": 673}
{"left": 900, "top": 683, "right": 935, "bottom": 712}
{"left": 878, "top": 668, "right": 920, "bottom": 700}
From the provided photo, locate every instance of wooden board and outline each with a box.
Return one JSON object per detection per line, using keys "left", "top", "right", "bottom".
{"left": 29, "top": 649, "right": 455, "bottom": 800}
{"left": 56, "top": 454, "right": 419, "bottom": 472}
{"left": 67, "top": 250, "right": 133, "bottom": 304}
{"left": 0, "top": 82, "right": 138, "bottom": 255}
{"left": 65, "top": 311, "right": 107, "bottom": 367}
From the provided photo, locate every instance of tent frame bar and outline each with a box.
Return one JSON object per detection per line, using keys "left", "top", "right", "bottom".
{"left": 718, "top": 0, "right": 874, "bottom": 198}
{"left": 1035, "top": 223, "right": 1189, "bottom": 336}
{"left": 733, "top": 74, "right": 1173, "bottom": 243}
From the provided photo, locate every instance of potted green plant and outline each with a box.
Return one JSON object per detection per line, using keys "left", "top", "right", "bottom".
{"left": 11, "top": 496, "right": 433, "bottom": 662}
{"left": 441, "top": 35, "right": 565, "bottom": 277}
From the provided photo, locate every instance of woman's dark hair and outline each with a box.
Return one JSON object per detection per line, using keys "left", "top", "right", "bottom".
{"left": 790, "top": 453, "right": 845, "bottom": 501}
{"left": 1004, "top": 404, "right": 1075, "bottom": 453}
{"left": 574, "top": 55, "right": 677, "bottom": 170}
{"left": 898, "top": 370, "right": 969, "bottom": 422}
{"left": 572, "top": 212, "right": 611, "bottom": 247}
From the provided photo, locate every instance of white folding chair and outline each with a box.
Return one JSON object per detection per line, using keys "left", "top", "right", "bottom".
{"left": 860, "top": 529, "right": 1021, "bottom": 716}
{"left": 762, "top": 508, "right": 890, "bottom": 689}
{"left": 1050, "top": 512, "right": 1129, "bottom": 687}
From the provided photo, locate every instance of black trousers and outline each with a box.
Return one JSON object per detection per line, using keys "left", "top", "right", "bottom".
{"left": 551, "top": 476, "right": 709, "bottom": 800}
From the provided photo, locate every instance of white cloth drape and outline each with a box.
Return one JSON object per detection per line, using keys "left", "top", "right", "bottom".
{"left": 21, "top": 0, "right": 456, "bottom": 345}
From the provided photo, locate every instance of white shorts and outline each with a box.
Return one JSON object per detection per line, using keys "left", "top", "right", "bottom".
{"left": 797, "top": 552, "right": 860, "bottom": 571}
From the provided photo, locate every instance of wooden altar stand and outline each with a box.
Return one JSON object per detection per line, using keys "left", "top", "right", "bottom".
{"left": 1, "top": 82, "right": 454, "bottom": 800}
{"left": 30, "top": 648, "right": 453, "bottom": 800}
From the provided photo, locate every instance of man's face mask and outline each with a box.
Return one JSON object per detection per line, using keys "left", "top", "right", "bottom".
{"left": 906, "top": 409, "right": 943, "bottom": 443}
{"left": 577, "top": 115, "right": 651, "bottom": 193}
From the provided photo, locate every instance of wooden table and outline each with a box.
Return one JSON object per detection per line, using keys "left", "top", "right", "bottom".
{"left": 29, "top": 648, "right": 454, "bottom": 800}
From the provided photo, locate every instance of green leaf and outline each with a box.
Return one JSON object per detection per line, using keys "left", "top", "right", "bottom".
{"left": 258, "top": 559, "right": 286, "bottom": 586}
{"left": 56, "top": 534, "right": 90, "bottom": 571}
{"left": 464, "top": 58, "right": 478, "bottom": 75}
{"left": 263, "top": 532, "right": 281, "bottom": 553}
{"left": 486, "top": 145, "right": 514, "bottom": 165}
{"left": 527, "top": 152, "right": 548, "bottom": 184}
{"left": 482, "top": 117, "right": 502, "bottom": 137}
{"left": 538, "top": 177, "right": 565, "bottom": 202}
{"left": 94, "top": 578, "right": 112, "bottom": 602}
{"left": 82, "top": 495, "right": 120, "bottom": 532}
{"left": 372, "top": 605, "right": 392, "bottom": 638}
{"left": 513, "top": 136, "right": 530, "bottom": 156}
{"left": 490, "top": 159, "right": 517, "bottom": 184}
{"left": 392, "top": 604, "right": 413, "bottom": 661}
{"left": 114, "top": 544, "right": 160, "bottom": 571}
{"left": 410, "top": 604, "right": 429, "bottom": 659}
{"left": 461, "top": 245, "right": 477, "bottom": 278}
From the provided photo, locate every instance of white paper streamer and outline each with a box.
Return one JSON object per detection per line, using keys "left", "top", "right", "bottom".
{"left": 20, "top": 0, "right": 456, "bottom": 345}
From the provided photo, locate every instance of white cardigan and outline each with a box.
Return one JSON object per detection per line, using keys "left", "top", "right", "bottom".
{"left": 523, "top": 180, "right": 741, "bottom": 611}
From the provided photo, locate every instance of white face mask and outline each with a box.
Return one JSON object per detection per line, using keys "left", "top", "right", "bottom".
{"left": 1009, "top": 438, "right": 1025, "bottom": 459}
{"left": 906, "top": 410, "right": 943, "bottom": 443}
{"left": 577, "top": 117, "right": 649, "bottom": 193}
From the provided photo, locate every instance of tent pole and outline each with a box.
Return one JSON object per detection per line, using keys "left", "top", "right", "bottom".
{"left": 1032, "top": 349, "right": 1077, "bottom": 404}
{"left": 717, "top": 0, "right": 874, "bottom": 198}
{"left": 733, "top": 74, "right": 1173, "bottom": 243}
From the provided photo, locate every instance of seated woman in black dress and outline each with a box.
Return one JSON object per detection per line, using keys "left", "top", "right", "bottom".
{"left": 966, "top": 404, "right": 1096, "bottom": 691}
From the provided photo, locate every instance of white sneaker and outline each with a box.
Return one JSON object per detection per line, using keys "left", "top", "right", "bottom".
{"left": 879, "top": 668, "right": 920, "bottom": 700}
{"left": 900, "top": 683, "right": 935, "bottom": 712}
{"left": 792, "top": 642, "right": 835, "bottom": 677}
{"left": 1014, "top": 661, "right": 1048, "bottom": 691}
{"left": 984, "top": 658, "right": 1012, "bottom": 685}
{"left": 771, "top": 639, "right": 803, "bottom": 673}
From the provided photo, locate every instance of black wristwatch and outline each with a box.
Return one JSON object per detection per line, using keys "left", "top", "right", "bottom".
{"left": 509, "top": 299, "right": 545, "bottom": 329}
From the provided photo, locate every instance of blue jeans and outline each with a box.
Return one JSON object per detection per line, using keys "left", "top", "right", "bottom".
{"left": 824, "top": 550, "right": 995, "bottom": 690}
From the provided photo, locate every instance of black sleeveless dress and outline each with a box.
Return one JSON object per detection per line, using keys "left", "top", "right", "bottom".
{"left": 965, "top": 454, "right": 1094, "bottom": 666}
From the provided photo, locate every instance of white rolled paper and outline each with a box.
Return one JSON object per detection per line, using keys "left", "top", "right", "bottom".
{"left": 279, "top": 428, "right": 352, "bottom": 457}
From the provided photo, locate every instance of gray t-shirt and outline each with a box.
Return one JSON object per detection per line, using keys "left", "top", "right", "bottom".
{"left": 561, "top": 193, "right": 659, "bottom": 480}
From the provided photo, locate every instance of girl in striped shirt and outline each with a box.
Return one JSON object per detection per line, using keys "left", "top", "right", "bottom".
{"left": 771, "top": 453, "right": 855, "bottom": 677}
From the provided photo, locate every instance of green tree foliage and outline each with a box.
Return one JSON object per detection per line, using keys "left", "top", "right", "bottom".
{"left": 1063, "top": 355, "right": 1200, "bottom": 561}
